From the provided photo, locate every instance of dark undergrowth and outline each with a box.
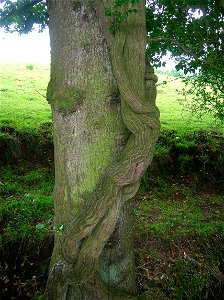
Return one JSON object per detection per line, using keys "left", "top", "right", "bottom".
{"left": 135, "top": 174, "right": 224, "bottom": 300}
{"left": 0, "top": 122, "right": 53, "bottom": 167}
{"left": 0, "top": 126, "right": 224, "bottom": 299}
{"left": 0, "top": 164, "right": 54, "bottom": 299}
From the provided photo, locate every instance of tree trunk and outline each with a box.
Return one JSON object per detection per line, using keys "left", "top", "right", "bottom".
{"left": 45, "top": 0, "right": 160, "bottom": 299}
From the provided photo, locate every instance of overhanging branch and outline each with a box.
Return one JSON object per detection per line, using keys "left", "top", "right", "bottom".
{"left": 0, "top": 0, "right": 46, "bottom": 25}
{"left": 148, "top": 36, "right": 199, "bottom": 60}
{"left": 148, "top": 36, "right": 223, "bottom": 72}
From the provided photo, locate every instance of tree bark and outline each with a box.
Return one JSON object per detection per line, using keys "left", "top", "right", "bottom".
{"left": 45, "top": 0, "right": 160, "bottom": 299}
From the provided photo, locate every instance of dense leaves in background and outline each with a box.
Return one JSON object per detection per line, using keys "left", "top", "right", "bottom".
{"left": 146, "top": 0, "right": 224, "bottom": 121}
{"left": 146, "top": 0, "right": 223, "bottom": 71}
{"left": 0, "top": 0, "right": 223, "bottom": 70}
{"left": 0, "top": 0, "right": 48, "bottom": 33}
{"left": 0, "top": 0, "right": 223, "bottom": 120}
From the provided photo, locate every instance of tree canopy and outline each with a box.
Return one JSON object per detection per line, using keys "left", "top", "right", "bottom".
{"left": 0, "top": 0, "right": 48, "bottom": 33}
{"left": 146, "top": 0, "right": 224, "bottom": 121}
{"left": 147, "top": 0, "right": 223, "bottom": 71}
{"left": 0, "top": 0, "right": 223, "bottom": 120}
{"left": 1, "top": 0, "right": 223, "bottom": 74}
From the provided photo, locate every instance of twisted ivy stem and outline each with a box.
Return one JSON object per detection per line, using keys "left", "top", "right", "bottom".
{"left": 45, "top": 0, "right": 160, "bottom": 297}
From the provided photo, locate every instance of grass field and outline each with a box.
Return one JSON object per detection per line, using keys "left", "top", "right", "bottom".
{"left": 0, "top": 63, "right": 224, "bottom": 299}
{"left": 0, "top": 63, "right": 51, "bottom": 133}
{"left": 0, "top": 63, "right": 223, "bottom": 134}
{"left": 156, "top": 75, "right": 223, "bottom": 133}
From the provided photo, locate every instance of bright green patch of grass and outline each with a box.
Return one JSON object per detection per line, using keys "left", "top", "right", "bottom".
{"left": 0, "top": 63, "right": 51, "bottom": 133}
{"left": 0, "top": 165, "right": 54, "bottom": 243}
{"left": 156, "top": 74, "right": 223, "bottom": 134}
{"left": 0, "top": 63, "right": 223, "bottom": 135}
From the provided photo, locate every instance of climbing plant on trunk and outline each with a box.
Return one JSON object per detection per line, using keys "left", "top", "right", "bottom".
{"left": 44, "top": 0, "right": 159, "bottom": 299}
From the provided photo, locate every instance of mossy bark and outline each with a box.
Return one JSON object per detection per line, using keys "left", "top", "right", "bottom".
{"left": 45, "top": 0, "right": 160, "bottom": 299}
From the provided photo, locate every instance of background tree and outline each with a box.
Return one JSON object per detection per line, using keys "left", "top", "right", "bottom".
{"left": 146, "top": 0, "right": 224, "bottom": 121}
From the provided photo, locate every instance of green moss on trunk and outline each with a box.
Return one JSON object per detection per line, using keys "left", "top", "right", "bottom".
{"left": 45, "top": 1, "right": 160, "bottom": 299}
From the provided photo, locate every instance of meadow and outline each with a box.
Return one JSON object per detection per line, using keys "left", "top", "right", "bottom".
{"left": 0, "top": 63, "right": 223, "bottom": 299}
{"left": 0, "top": 63, "right": 223, "bottom": 133}
{"left": 0, "top": 63, "right": 51, "bottom": 133}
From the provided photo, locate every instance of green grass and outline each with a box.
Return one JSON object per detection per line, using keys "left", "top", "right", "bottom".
{"left": 156, "top": 74, "right": 223, "bottom": 134}
{"left": 0, "top": 165, "right": 54, "bottom": 243}
{"left": 0, "top": 63, "right": 51, "bottom": 133}
{"left": 0, "top": 63, "right": 223, "bottom": 135}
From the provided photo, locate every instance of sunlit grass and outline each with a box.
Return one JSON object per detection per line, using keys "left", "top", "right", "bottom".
{"left": 156, "top": 74, "right": 223, "bottom": 134}
{"left": 0, "top": 63, "right": 51, "bottom": 133}
{"left": 0, "top": 63, "right": 223, "bottom": 135}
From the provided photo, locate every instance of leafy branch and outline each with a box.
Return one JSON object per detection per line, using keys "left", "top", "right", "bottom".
{"left": 0, "top": 0, "right": 48, "bottom": 33}
{"left": 148, "top": 36, "right": 223, "bottom": 72}
{"left": 105, "top": 0, "right": 140, "bottom": 29}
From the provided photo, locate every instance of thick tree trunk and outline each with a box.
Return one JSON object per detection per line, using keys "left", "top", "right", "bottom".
{"left": 45, "top": 0, "right": 160, "bottom": 299}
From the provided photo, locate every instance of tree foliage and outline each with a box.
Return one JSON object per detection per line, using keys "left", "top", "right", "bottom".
{"left": 0, "top": 0, "right": 48, "bottom": 33}
{"left": 1, "top": 0, "right": 223, "bottom": 72}
{"left": 146, "top": 0, "right": 223, "bottom": 71}
{"left": 181, "top": 72, "right": 224, "bottom": 122}
{"left": 146, "top": 0, "right": 224, "bottom": 121}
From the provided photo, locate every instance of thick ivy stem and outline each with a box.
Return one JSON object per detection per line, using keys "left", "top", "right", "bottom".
{"left": 45, "top": 0, "right": 160, "bottom": 298}
{"left": 58, "top": 0, "right": 160, "bottom": 284}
